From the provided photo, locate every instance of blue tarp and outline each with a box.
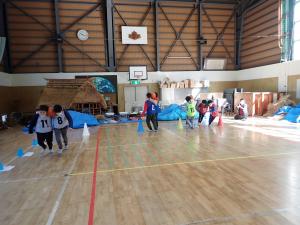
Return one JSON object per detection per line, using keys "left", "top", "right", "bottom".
{"left": 274, "top": 104, "right": 300, "bottom": 123}
{"left": 274, "top": 106, "right": 293, "bottom": 115}
{"left": 157, "top": 104, "right": 199, "bottom": 121}
{"left": 68, "top": 110, "right": 99, "bottom": 128}
{"left": 284, "top": 108, "right": 300, "bottom": 123}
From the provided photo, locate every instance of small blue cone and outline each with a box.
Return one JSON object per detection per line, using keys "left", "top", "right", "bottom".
{"left": 0, "top": 162, "right": 4, "bottom": 171}
{"left": 22, "top": 127, "right": 29, "bottom": 133}
{"left": 32, "top": 139, "right": 38, "bottom": 147}
{"left": 137, "top": 119, "right": 144, "bottom": 134}
{"left": 17, "top": 148, "right": 24, "bottom": 158}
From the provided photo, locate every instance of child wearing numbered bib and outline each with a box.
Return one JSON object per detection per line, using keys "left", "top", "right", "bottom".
{"left": 142, "top": 93, "right": 158, "bottom": 132}
{"left": 29, "top": 105, "right": 53, "bottom": 154}
{"left": 53, "top": 105, "right": 73, "bottom": 154}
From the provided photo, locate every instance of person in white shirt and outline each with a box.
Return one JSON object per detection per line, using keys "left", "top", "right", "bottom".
{"left": 52, "top": 105, "right": 73, "bottom": 154}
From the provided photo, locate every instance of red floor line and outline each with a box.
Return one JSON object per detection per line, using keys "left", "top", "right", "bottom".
{"left": 87, "top": 128, "right": 101, "bottom": 225}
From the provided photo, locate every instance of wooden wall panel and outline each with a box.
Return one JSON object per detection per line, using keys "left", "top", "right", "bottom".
{"left": 6, "top": 1, "right": 57, "bottom": 73}
{"left": 114, "top": 1, "right": 156, "bottom": 72}
{"left": 6, "top": 0, "right": 106, "bottom": 73}
{"left": 241, "top": 0, "right": 280, "bottom": 69}
{"left": 59, "top": 1, "right": 106, "bottom": 73}
{"left": 158, "top": 2, "right": 198, "bottom": 71}
{"left": 202, "top": 4, "right": 235, "bottom": 70}
{"left": 5, "top": 0, "right": 236, "bottom": 73}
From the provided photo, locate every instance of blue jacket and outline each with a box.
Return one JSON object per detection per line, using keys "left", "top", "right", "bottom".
{"left": 146, "top": 100, "right": 156, "bottom": 115}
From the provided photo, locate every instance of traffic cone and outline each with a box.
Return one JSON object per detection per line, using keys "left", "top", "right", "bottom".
{"left": 218, "top": 113, "right": 223, "bottom": 127}
{"left": 32, "top": 139, "right": 38, "bottom": 147}
{"left": 17, "top": 148, "right": 24, "bottom": 158}
{"left": 177, "top": 117, "right": 183, "bottom": 130}
{"left": 0, "top": 162, "right": 4, "bottom": 171}
{"left": 137, "top": 119, "right": 144, "bottom": 134}
{"left": 82, "top": 122, "right": 90, "bottom": 137}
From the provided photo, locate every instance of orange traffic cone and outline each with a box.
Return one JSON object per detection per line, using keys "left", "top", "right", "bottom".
{"left": 218, "top": 113, "right": 223, "bottom": 127}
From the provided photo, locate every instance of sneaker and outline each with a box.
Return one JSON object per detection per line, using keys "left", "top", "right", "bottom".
{"left": 63, "top": 145, "right": 68, "bottom": 150}
{"left": 147, "top": 129, "right": 153, "bottom": 132}
{"left": 49, "top": 149, "right": 54, "bottom": 154}
{"left": 57, "top": 149, "right": 63, "bottom": 154}
{"left": 154, "top": 130, "right": 158, "bottom": 132}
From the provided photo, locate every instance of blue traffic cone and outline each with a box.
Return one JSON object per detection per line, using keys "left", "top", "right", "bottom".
{"left": 22, "top": 127, "right": 29, "bottom": 133}
{"left": 17, "top": 148, "right": 24, "bottom": 158}
{"left": 0, "top": 162, "right": 4, "bottom": 171}
{"left": 32, "top": 139, "right": 38, "bottom": 147}
{"left": 137, "top": 119, "right": 144, "bottom": 134}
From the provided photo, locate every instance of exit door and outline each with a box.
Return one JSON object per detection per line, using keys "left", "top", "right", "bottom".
{"left": 124, "top": 86, "right": 148, "bottom": 112}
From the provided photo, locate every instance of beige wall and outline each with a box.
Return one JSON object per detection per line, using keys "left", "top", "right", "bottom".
{"left": 287, "top": 75, "right": 300, "bottom": 103}
{"left": 209, "top": 81, "right": 238, "bottom": 92}
{"left": 237, "top": 77, "right": 278, "bottom": 92}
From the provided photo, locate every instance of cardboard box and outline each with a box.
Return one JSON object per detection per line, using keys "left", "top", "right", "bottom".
{"left": 191, "top": 80, "right": 203, "bottom": 88}
{"left": 179, "top": 81, "right": 185, "bottom": 88}
{"left": 170, "top": 82, "right": 176, "bottom": 88}
{"left": 183, "top": 79, "right": 193, "bottom": 88}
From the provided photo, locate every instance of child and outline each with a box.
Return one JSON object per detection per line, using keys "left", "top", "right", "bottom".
{"left": 142, "top": 93, "right": 158, "bottom": 132}
{"left": 29, "top": 105, "right": 53, "bottom": 154}
{"left": 151, "top": 92, "right": 161, "bottom": 129}
{"left": 197, "top": 100, "right": 208, "bottom": 124}
{"left": 234, "top": 98, "right": 248, "bottom": 120}
{"left": 185, "top": 96, "right": 196, "bottom": 129}
{"left": 52, "top": 104, "right": 73, "bottom": 154}
{"left": 208, "top": 100, "right": 218, "bottom": 125}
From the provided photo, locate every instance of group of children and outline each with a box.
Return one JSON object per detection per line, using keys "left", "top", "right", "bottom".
{"left": 141, "top": 92, "right": 218, "bottom": 131}
{"left": 185, "top": 96, "right": 218, "bottom": 129}
{"left": 29, "top": 104, "right": 73, "bottom": 155}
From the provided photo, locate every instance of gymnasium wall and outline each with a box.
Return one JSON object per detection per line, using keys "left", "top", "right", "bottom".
{"left": 237, "top": 77, "right": 278, "bottom": 92}
{"left": 240, "top": 0, "right": 281, "bottom": 69}
{"left": 0, "top": 70, "right": 238, "bottom": 113}
{"left": 287, "top": 75, "right": 300, "bottom": 103}
{"left": 4, "top": 0, "right": 236, "bottom": 73}
{"left": 1, "top": 60, "right": 300, "bottom": 113}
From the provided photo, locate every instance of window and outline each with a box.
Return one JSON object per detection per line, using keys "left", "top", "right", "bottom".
{"left": 293, "top": 0, "right": 300, "bottom": 60}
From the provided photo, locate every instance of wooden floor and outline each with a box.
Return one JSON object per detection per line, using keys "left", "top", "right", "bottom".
{"left": 0, "top": 118, "right": 300, "bottom": 225}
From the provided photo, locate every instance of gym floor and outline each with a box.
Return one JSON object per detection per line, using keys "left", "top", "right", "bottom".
{"left": 0, "top": 118, "right": 300, "bottom": 225}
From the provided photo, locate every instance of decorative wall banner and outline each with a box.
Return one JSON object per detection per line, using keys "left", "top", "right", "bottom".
{"left": 121, "top": 26, "right": 148, "bottom": 44}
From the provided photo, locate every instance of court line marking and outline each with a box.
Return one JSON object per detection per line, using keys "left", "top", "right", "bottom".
{"left": 45, "top": 139, "right": 87, "bottom": 225}
{"left": 68, "top": 151, "right": 300, "bottom": 176}
{"left": 180, "top": 205, "right": 300, "bottom": 225}
{"left": 0, "top": 175, "right": 63, "bottom": 184}
{"left": 3, "top": 142, "right": 80, "bottom": 166}
{"left": 87, "top": 127, "right": 101, "bottom": 225}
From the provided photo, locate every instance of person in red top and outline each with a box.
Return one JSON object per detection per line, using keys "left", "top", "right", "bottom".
{"left": 208, "top": 100, "right": 218, "bottom": 125}
{"left": 142, "top": 93, "right": 158, "bottom": 132}
{"left": 151, "top": 92, "right": 160, "bottom": 128}
{"left": 197, "top": 100, "right": 208, "bottom": 124}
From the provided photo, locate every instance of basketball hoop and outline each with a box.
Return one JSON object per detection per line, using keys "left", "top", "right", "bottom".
{"left": 129, "top": 66, "right": 148, "bottom": 80}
